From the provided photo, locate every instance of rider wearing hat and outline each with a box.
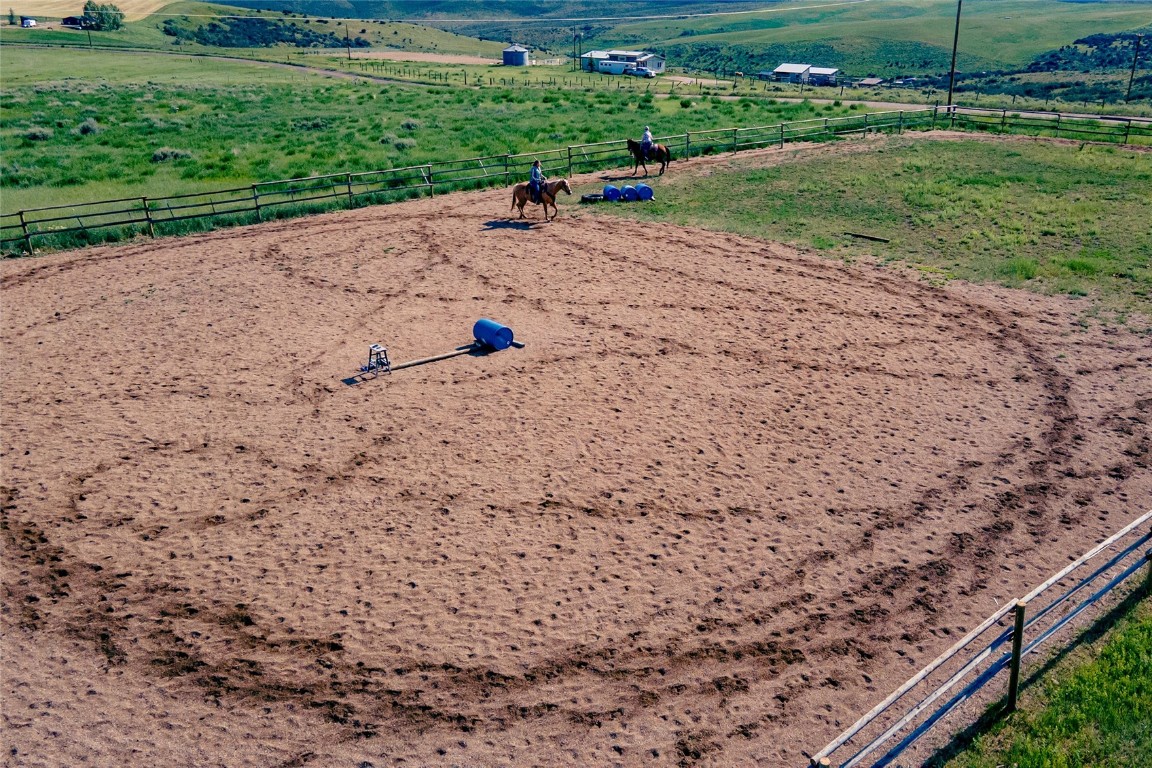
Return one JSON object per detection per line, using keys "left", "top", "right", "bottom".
{"left": 641, "top": 126, "right": 654, "bottom": 160}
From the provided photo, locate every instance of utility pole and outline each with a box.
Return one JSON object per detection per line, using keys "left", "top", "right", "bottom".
{"left": 1127, "top": 34, "right": 1143, "bottom": 103}
{"left": 345, "top": 22, "right": 351, "bottom": 61}
{"left": 946, "top": 0, "right": 963, "bottom": 107}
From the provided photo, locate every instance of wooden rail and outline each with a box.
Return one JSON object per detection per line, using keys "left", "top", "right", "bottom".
{"left": 3, "top": 107, "right": 1148, "bottom": 256}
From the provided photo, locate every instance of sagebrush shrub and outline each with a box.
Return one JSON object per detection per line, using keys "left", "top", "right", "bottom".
{"left": 151, "top": 147, "right": 193, "bottom": 162}
{"left": 74, "top": 118, "right": 102, "bottom": 136}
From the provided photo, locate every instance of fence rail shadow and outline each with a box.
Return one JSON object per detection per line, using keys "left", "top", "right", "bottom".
{"left": 805, "top": 510, "right": 1152, "bottom": 768}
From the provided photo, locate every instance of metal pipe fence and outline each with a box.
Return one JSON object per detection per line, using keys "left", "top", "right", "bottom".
{"left": 3, "top": 107, "right": 1149, "bottom": 256}
{"left": 807, "top": 510, "right": 1152, "bottom": 768}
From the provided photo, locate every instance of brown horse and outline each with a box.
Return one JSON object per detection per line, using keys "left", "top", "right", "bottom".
{"left": 510, "top": 178, "right": 572, "bottom": 221}
{"left": 627, "top": 138, "right": 672, "bottom": 176}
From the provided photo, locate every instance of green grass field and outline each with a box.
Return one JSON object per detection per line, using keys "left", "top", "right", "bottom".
{"left": 0, "top": 2, "right": 509, "bottom": 56}
{"left": 585, "top": 135, "right": 1152, "bottom": 325}
{"left": 0, "top": 46, "right": 853, "bottom": 212}
{"left": 612, "top": 0, "right": 1152, "bottom": 73}
{"left": 941, "top": 592, "right": 1152, "bottom": 768}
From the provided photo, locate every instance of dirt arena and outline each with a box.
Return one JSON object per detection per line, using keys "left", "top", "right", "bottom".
{"left": 3, "top": 148, "right": 1150, "bottom": 767}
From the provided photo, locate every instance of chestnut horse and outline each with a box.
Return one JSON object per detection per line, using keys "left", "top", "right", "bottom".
{"left": 510, "top": 178, "right": 572, "bottom": 221}
{"left": 627, "top": 138, "right": 672, "bottom": 176}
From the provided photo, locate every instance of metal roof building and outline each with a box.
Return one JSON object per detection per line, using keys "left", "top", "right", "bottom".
{"left": 503, "top": 44, "right": 530, "bottom": 67}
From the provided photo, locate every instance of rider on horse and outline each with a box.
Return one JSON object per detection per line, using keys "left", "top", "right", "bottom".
{"left": 529, "top": 160, "right": 547, "bottom": 204}
{"left": 641, "top": 126, "right": 654, "bottom": 160}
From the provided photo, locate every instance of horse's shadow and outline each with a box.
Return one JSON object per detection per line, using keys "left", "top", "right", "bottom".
{"left": 483, "top": 219, "right": 541, "bottom": 231}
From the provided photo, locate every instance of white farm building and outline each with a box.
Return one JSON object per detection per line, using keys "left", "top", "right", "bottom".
{"left": 580, "top": 50, "right": 666, "bottom": 75}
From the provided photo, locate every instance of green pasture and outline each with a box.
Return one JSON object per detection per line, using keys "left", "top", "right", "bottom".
{"left": 940, "top": 594, "right": 1152, "bottom": 768}
{"left": 585, "top": 136, "right": 1152, "bottom": 325}
{"left": 0, "top": 46, "right": 850, "bottom": 212}
{"left": 581, "top": 0, "right": 1152, "bottom": 76}
{"left": 0, "top": 1, "right": 507, "bottom": 56}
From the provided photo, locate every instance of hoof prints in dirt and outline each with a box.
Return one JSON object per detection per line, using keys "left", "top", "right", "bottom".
{"left": 2, "top": 197, "right": 1150, "bottom": 765}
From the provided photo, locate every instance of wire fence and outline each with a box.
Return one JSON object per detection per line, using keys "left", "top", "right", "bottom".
{"left": 3, "top": 106, "right": 1151, "bottom": 256}
{"left": 806, "top": 510, "right": 1152, "bottom": 768}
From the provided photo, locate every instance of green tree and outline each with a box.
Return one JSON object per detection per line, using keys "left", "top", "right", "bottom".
{"left": 81, "top": 1, "right": 123, "bottom": 31}
{"left": 9, "top": 8, "right": 16, "bottom": 26}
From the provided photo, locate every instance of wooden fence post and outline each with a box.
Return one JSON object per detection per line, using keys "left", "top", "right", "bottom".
{"left": 864, "top": 112, "right": 870, "bottom": 135}
{"left": 731, "top": 128, "right": 738, "bottom": 154}
{"left": 567, "top": 146, "right": 573, "bottom": 178}
{"left": 1055, "top": 113, "right": 1061, "bottom": 138}
{"left": 426, "top": 165, "right": 434, "bottom": 197}
{"left": 1007, "top": 600, "right": 1028, "bottom": 712}
{"left": 1124, "top": 119, "right": 1132, "bottom": 146}
{"left": 779, "top": 123, "right": 785, "bottom": 147}
{"left": 685, "top": 131, "right": 691, "bottom": 158}
{"left": 504, "top": 155, "right": 510, "bottom": 183}
{"left": 1001, "top": 109, "right": 1007, "bottom": 133}
{"left": 142, "top": 197, "right": 155, "bottom": 238}
{"left": 346, "top": 173, "right": 354, "bottom": 207}
{"left": 252, "top": 186, "right": 262, "bottom": 221}
{"left": 932, "top": 105, "right": 938, "bottom": 130}
{"left": 18, "top": 210, "right": 33, "bottom": 254}
{"left": 1144, "top": 550, "right": 1152, "bottom": 595}
{"left": 899, "top": 111, "right": 904, "bottom": 134}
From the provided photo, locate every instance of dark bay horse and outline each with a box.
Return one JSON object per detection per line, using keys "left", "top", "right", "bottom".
{"left": 627, "top": 138, "right": 672, "bottom": 176}
{"left": 511, "top": 178, "right": 572, "bottom": 221}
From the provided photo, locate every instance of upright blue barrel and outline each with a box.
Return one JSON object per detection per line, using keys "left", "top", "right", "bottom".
{"left": 473, "top": 318, "right": 514, "bottom": 351}
{"left": 636, "top": 183, "right": 654, "bottom": 201}
{"left": 603, "top": 184, "right": 621, "bottom": 202}
{"left": 621, "top": 185, "right": 638, "bottom": 202}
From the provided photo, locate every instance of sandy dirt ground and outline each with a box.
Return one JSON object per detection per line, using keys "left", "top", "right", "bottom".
{"left": 3, "top": 143, "right": 1150, "bottom": 767}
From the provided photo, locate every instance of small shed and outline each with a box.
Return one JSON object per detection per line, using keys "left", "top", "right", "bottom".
{"left": 20, "top": 16, "right": 37, "bottom": 27}
{"left": 857, "top": 77, "right": 884, "bottom": 87}
{"left": 809, "top": 67, "right": 840, "bottom": 86}
{"left": 773, "top": 63, "right": 811, "bottom": 83}
{"left": 503, "top": 44, "right": 530, "bottom": 67}
{"left": 61, "top": 16, "right": 90, "bottom": 29}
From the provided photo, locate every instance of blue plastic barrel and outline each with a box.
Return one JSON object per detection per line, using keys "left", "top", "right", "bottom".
{"left": 636, "top": 183, "right": 654, "bottom": 201}
{"left": 473, "top": 318, "right": 514, "bottom": 351}
{"left": 621, "top": 185, "right": 638, "bottom": 202}
{"left": 602, "top": 184, "right": 621, "bottom": 202}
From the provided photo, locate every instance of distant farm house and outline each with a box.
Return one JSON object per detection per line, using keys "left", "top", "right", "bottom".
{"left": 763, "top": 63, "right": 840, "bottom": 85}
{"left": 61, "top": 16, "right": 93, "bottom": 30}
{"left": 809, "top": 67, "right": 840, "bottom": 85}
{"left": 580, "top": 50, "right": 666, "bottom": 75}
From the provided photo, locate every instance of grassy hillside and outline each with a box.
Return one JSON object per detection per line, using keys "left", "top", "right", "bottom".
{"left": 609, "top": 0, "right": 1152, "bottom": 77}
{"left": 7, "top": 1, "right": 1149, "bottom": 80}
{"left": 8, "top": 1, "right": 172, "bottom": 22}
{"left": 0, "top": 2, "right": 507, "bottom": 56}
